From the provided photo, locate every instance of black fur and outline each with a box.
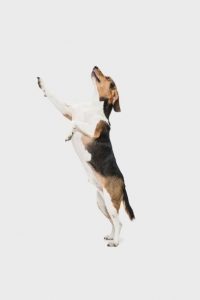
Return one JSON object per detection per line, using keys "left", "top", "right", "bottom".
{"left": 99, "top": 97, "right": 113, "bottom": 120}
{"left": 110, "top": 82, "right": 116, "bottom": 89}
{"left": 103, "top": 101, "right": 113, "bottom": 119}
{"left": 100, "top": 96, "right": 108, "bottom": 102}
{"left": 86, "top": 124, "right": 123, "bottom": 179}
{"left": 86, "top": 126, "right": 135, "bottom": 220}
{"left": 123, "top": 186, "right": 135, "bottom": 220}
{"left": 86, "top": 116, "right": 135, "bottom": 220}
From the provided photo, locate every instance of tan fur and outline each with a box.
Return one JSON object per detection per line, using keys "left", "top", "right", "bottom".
{"left": 94, "top": 120, "right": 108, "bottom": 139}
{"left": 81, "top": 118, "right": 123, "bottom": 211}
{"left": 89, "top": 167, "right": 124, "bottom": 212}
{"left": 63, "top": 113, "right": 72, "bottom": 120}
{"left": 104, "top": 176, "right": 124, "bottom": 211}
{"left": 81, "top": 120, "right": 108, "bottom": 146}
{"left": 81, "top": 135, "right": 92, "bottom": 146}
{"left": 93, "top": 68, "right": 121, "bottom": 111}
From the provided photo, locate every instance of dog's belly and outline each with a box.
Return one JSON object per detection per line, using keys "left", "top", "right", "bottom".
{"left": 71, "top": 132, "right": 101, "bottom": 189}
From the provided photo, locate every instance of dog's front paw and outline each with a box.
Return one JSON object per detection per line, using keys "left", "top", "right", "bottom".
{"left": 65, "top": 132, "right": 74, "bottom": 142}
{"left": 107, "top": 242, "right": 119, "bottom": 247}
{"left": 37, "top": 77, "right": 47, "bottom": 97}
{"left": 65, "top": 122, "right": 76, "bottom": 142}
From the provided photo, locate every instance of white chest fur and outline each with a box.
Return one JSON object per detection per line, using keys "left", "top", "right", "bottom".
{"left": 71, "top": 132, "right": 101, "bottom": 188}
{"left": 72, "top": 101, "right": 106, "bottom": 122}
{"left": 72, "top": 132, "right": 91, "bottom": 162}
{"left": 71, "top": 101, "right": 106, "bottom": 189}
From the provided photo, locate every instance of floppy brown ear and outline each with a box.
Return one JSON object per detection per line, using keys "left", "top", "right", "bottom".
{"left": 113, "top": 98, "right": 121, "bottom": 112}
{"left": 111, "top": 89, "right": 121, "bottom": 112}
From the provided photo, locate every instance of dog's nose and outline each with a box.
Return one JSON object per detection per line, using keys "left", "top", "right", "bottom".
{"left": 93, "top": 66, "right": 98, "bottom": 70}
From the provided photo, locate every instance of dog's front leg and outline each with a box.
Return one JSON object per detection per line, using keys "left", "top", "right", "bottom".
{"left": 37, "top": 77, "right": 73, "bottom": 120}
{"left": 65, "top": 120, "right": 96, "bottom": 141}
{"left": 65, "top": 122, "right": 77, "bottom": 141}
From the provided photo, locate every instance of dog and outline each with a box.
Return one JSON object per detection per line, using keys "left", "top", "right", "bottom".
{"left": 37, "top": 66, "right": 135, "bottom": 247}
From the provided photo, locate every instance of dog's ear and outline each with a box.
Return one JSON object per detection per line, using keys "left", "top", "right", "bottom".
{"left": 112, "top": 89, "right": 121, "bottom": 112}
{"left": 113, "top": 98, "right": 121, "bottom": 112}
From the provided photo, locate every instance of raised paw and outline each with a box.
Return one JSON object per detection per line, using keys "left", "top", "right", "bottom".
{"left": 37, "top": 77, "right": 47, "bottom": 97}
{"left": 107, "top": 242, "right": 119, "bottom": 247}
{"left": 65, "top": 132, "right": 74, "bottom": 142}
{"left": 104, "top": 235, "right": 114, "bottom": 241}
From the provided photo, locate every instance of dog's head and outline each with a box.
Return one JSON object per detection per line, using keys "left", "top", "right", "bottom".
{"left": 91, "top": 66, "right": 121, "bottom": 112}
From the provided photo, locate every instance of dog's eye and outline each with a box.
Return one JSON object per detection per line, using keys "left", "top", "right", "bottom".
{"left": 110, "top": 82, "right": 115, "bottom": 89}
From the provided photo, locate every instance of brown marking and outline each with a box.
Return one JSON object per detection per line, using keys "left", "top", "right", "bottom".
{"left": 92, "top": 67, "right": 121, "bottom": 112}
{"left": 113, "top": 98, "right": 121, "bottom": 112}
{"left": 89, "top": 167, "right": 124, "bottom": 212}
{"left": 81, "top": 120, "right": 108, "bottom": 147}
{"left": 81, "top": 134, "right": 92, "bottom": 147}
{"left": 111, "top": 89, "right": 120, "bottom": 112}
{"left": 104, "top": 176, "right": 124, "bottom": 211}
{"left": 63, "top": 113, "right": 72, "bottom": 120}
{"left": 94, "top": 120, "right": 108, "bottom": 139}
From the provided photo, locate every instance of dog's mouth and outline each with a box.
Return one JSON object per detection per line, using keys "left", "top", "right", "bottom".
{"left": 91, "top": 70, "right": 100, "bottom": 83}
{"left": 92, "top": 66, "right": 104, "bottom": 83}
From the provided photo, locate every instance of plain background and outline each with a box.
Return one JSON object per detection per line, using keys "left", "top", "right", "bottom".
{"left": 0, "top": 0, "right": 200, "bottom": 299}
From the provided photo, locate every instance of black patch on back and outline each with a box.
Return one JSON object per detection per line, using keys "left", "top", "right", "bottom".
{"left": 86, "top": 123, "right": 124, "bottom": 179}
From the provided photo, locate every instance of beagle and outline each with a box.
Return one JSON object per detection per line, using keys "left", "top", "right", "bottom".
{"left": 37, "top": 66, "right": 135, "bottom": 247}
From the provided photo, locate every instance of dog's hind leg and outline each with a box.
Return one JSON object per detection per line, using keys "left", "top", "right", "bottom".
{"left": 103, "top": 189, "right": 122, "bottom": 247}
{"left": 96, "top": 191, "right": 115, "bottom": 241}
{"left": 37, "top": 77, "right": 73, "bottom": 120}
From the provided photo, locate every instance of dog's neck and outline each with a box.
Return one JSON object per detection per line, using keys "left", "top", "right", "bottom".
{"left": 103, "top": 99, "right": 113, "bottom": 120}
{"left": 91, "top": 83, "right": 112, "bottom": 121}
{"left": 95, "top": 97, "right": 113, "bottom": 121}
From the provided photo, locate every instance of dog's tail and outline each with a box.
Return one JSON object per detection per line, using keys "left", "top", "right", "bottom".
{"left": 122, "top": 186, "right": 135, "bottom": 220}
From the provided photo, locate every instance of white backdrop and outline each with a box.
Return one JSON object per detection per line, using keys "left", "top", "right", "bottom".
{"left": 0, "top": 0, "right": 200, "bottom": 299}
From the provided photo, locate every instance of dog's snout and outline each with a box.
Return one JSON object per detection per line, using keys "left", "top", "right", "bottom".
{"left": 92, "top": 66, "right": 104, "bottom": 82}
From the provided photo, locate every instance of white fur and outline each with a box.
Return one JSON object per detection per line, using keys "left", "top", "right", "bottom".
{"left": 67, "top": 89, "right": 108, "bottom": 188}
{"left": 38, "top": 77, "right": 107, "bottom": 188}
{"left": 96, "top": 191, "right": 115, "bottom": 240}
{"left": 38, "top": 77, "right": 121, "bottom": 246}
{"left": 38, "top": 78, "right": 72, "bottom": 116}
{"left": 71, "top": 132, "right": 101, "bottom": 188}
{"left": 102, "top": 189, "right": 122, "bottom": 247}
{"left": 69, "top": 101, "right": 107, "bottom": 189}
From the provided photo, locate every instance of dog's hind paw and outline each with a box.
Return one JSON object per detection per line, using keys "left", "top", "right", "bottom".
{"left": 107, "top": 242, "right": 119, "bottom": 247}
{"left": 104, "top": 235, "right": 114, "bottom": 240}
